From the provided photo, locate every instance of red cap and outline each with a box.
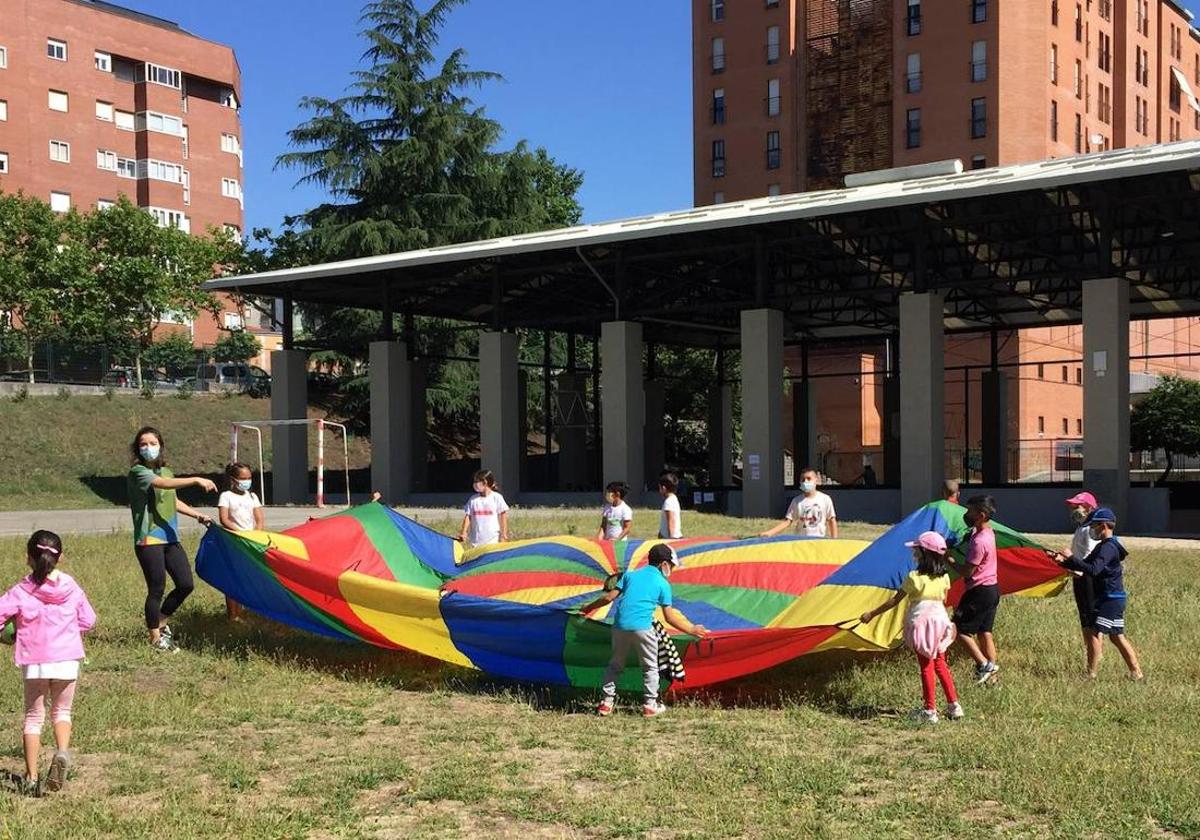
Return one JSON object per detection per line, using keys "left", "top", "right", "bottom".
{"left": 1064, "top": 491, "right": 1097, "bottom": 508}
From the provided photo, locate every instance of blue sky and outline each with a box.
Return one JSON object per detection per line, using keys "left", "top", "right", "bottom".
{"left": 110, "top": 0, "right": 695, "bottom": 233}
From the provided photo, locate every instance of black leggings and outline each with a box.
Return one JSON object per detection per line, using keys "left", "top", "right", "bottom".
{"left": 134, "top": 543, "right": 195, "bottom": 629}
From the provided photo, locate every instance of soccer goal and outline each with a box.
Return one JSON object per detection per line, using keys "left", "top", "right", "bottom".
{"left": 229, "top": 418, "right": 350, "bottom": 508}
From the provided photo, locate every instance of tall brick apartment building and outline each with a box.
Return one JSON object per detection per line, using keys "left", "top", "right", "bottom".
{"left": 0, "top": 0, "right": 281, "bottom": 373}
{"left": 693, "top": 0, "right": 1200, "bottom": 484}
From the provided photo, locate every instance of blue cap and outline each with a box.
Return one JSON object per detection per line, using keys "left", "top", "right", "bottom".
{"left": 1090, "top": 507, "right": 1116, "bottom": 523}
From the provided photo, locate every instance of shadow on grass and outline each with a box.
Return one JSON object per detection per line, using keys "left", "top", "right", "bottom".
{"left": 172, "top": 606, "right": 907, "bottom": 717}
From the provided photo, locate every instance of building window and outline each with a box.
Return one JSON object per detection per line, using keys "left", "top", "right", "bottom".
{"left": 971, "top": 40, "right": 987, "bottom": 82}
{"left": 96, "top": 149, "right": 117, "bottom": 171}
{"left": 1075, "top": 113, "right": 1083, "bottom": 152}
{"left": 713, "top": 191, "right": 725, "bottom": 204}
{"left": 1074, "top": 4, "right": 1082, "bottom": 41}
{"left": 1098, "top": 0, "right": 1111, "bottom": 20}
{"left": 49, "top": 192, "right": 70, "bottom": 213}
{"left": 971, "top": 155, "right": 987, "bottom": 169}
{"left": 220, "top": 89, "right": 239, "bottom": 109}
{"left": 712, "top": 37, "right": 725, "bottom": 73}
{"left": 766, "top": 131, "right": 781, "bottom": 169}
{"left": 97, "top": 199, "right": 115, "bottom": 211}
{"left": 767, "top": 183, "right": 782, "bottom": 196}
{"left": 140, "top": 62, "right": 182, "bottom": 88}
{"left": 96, "top": 100, "right": 113, "bottom": 121}
{"left": 143, "top": 159, "right": 185, "bottom": 184}
{"left": 766, "top": 26, "right": 780, "bottom": 64}
{"left": 94, "top": 51, "right": 111, "bottom": 72}
{"left": 0, "top": 100, "right": 6, "bottom": 121}
{"left": 972, "top": 0, "right": 987, "bottom": 23}
{"left": 1051, "top": 0, "right": 1059, "bottom": 25}
{"left": 1051, "top": 100, "right": 1059, "bottom": 140}
{"left": 906, "top": 107, "right": 921, "bottom": 148}
{"left": 1135, "top": 48, "right": 1146, "bottom": 87}
{"left": 970, "top": 97, "right": 987, "bottom": 138}
{"left": 711, "top": 0, "right": 724, "bottom": 22}
{"left": 115, "top": 110, "right": 134, "bottom": 131}
{"left": 1098, "top": 32, "right": 1111, "bottom": 73}
{"left": 117, "top": 157, "right": 136, "bottom": 178}
{"left": 147, "top": 206, "right": 189, "bottom": 232}
{"left": 0, "top": 46, "right": 7, "bottom": 69}
{"left": 1062, "top": 417, "right": 1069, "bottom": 434}
{"left": 906, "top": 53, "right": 922, "bottom": 93}
{"left": 48, "top": 90, "right": 68, "bottom": 112}
{"left": 1170, "top": 73, "right": 1182, "bottom": 113}
{"left": 221, "top": 178, "right": 242, "bottom": 199}
{"left": 223, "top": 224, "right": 242, "bottom": 238}
{"left": 1050, "top": 44, "right": 1058, "bottom": 84}
{"left": 1138, "top": 0, "right": 1149, "bottom": 35}
{"left": 907, "top": 0, "right": 921, "bottom": 36}
{"left": 1037, "top": 363, "right": 1045, "bottom": 378}
{"left": 139, "top": 111, "right": 184, "bottom": 136}
{"left": 1098, "top": 83, "right": 1110, "bottom": 124}
{"left": 1038, "top": 415, "right": 1045, "bottom": 434}
{"left": 712, "top": 140, "right": 726, "bottom": 178}
{"left": 49, "top": 140, "right": 70, "bottom": 163}
{"left": 1061, "top": 365, "right": 1069, "bottom": 381}
{"left": 767, "top": 78, "right": 781, "bottom": 116}
{"left": 712, "top": 88, "right": 725, "bottom": 124}
{"left": 1076, "top": 418, "right": 1083, "bottom": 434}
{"left": 47, "top": 39, "right": 67, "bottom": 61}
{"left": 1073, "top": 60, "right": 1082, "bottom": 98}
{"left": 1075, "top": 367, "right": 1082, "bottom": 384}
{"left": 0, "top": 152, "right": 8, "bottom": 174}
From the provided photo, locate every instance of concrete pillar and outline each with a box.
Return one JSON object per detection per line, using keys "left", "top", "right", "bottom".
{"left": 741, "top": 309, "right": 784, "bottom": 518}
{"left": 899, "top": 292, "right": 945, "bottom": 512}
{"left": 980, "top": 369, "right": 1009, "bottom": 485}
{"left": 369, "top": 341, "right": 415, "bottom": 501}
{"left": 555, "top": 373, "right": 589, "bottom": 490}
{"left": 601, "top": 321, "right": 645, "bottom": 493}
{"left": 644, "top": 380, "right": 666, "bottom": 484}
{"left": 1083, "top": 277, "right": 1130, "bottom": 520}
{"left": 707, "top": 384, "right": 733, "bottom": 485}
{"left": 270, "top": 349, "right": 308, "bottom": 504}
{"left": 479, "top": 331, "right": 521, "bottom": 497}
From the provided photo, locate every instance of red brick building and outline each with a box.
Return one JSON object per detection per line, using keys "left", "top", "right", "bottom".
{"left": 693, "top": 0, "right": 1200, "bottom": 483}
{"left": 0, "top": 0, "right": 281, "bottom": 370}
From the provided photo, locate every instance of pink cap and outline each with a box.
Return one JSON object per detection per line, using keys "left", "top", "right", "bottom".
{"left": 904, "top": 530, "right": 948, "bottom": 555}
{"left": 1064, "top": 491, "right": 1097, "bottom": 508}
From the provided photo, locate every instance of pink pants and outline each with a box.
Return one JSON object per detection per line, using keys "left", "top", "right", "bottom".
{"left": 23, "top": 679, "right": 76, "bottom": 736}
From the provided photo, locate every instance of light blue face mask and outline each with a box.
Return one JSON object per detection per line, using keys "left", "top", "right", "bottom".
{"left": 139, "top": 445, "right": 160, "bottom": 461}
{"left": 236, "top": 479, "right": 252, "bottom": 492}
{"left": 801, "top": 481, "right": 816, "bottom": 493}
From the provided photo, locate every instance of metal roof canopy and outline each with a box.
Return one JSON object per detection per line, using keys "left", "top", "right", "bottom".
{"left": 207, "top": 141, "right": 1200, "bottom": 348}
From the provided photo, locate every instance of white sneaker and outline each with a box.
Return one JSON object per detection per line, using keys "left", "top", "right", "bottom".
{"left": 946, "top": 701, "right": 964, "bottom": 720}
{"left": 976, "top": 662, "right": 999, "bottom": 684}
{"left": 153, "top": 636, "right": 178, "bottom": 654}
{"left": 642, "top": 701, "right": 667, "bottom": 718}
{"left": 909, "top": 708, "right": 939, "bottom": 724}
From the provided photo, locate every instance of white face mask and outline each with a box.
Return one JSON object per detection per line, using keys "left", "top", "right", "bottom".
{"left": 236, "top": 478, "right": 252, "bottom": 492}
{"left": 139, "top": 444, "right": 160, "bottom": 461}
{"left": 801, "top": 481, "right": 816, "bottom": 494}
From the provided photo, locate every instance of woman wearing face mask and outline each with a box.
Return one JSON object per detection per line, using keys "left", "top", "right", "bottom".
{"left": 127, "top": 426, "right": 216, "bottom": 652}
{"left": 458, "top": 469, "right": 509, "bottom": 547}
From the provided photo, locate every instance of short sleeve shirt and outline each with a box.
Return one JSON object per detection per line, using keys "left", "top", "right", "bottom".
{"left": 659, "top": 494, "right": 682, "bottom": 539}
{"left": 1071, "top": 524, "right": 1099, "bottom": 561}
{"left": 964, "top": 526, "right": 998, "bottom": 588}
{"left": 602, "top": 502, "right": 633, "bottom": 540}
{"left": 464, "top": 492, "right": 509, "bottom": 546}
{"left": 901, "top": 570, "right": 951, "bottom": 603}
{"left": 128, "top": 464, "right": 180, "bottom": 546}
{"left": 218, "top": 490, "right": 262, "bottom": 531}
{"left": 610, "top": 566, "right": 673, "bottom": 631}
{"left": 786, "top": 492, "right": 837, "bottom": 537}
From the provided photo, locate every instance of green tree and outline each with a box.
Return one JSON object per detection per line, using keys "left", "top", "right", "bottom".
{"left": 143, "top": 333, "right": 198, "bottom": 378}
{"left": 212, "top": 329, "right": 262, "bottom": 363}
{"left": 76, "top": 197, "right": 223, "bottom": 387}
{"left": 1130, "top": 374, "right": 1200, "bottom": 482}
{"left": 0, "top": 192, "right": 82, "bottom": 382}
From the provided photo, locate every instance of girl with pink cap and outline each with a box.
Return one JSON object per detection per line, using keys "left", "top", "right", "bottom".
{"left": 860, "top": 530, "right": 962, "bottom": 724}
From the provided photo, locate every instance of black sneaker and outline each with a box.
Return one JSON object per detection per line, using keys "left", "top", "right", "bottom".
{"left": 20, "top": 775, "right": 43, "bottom": 798}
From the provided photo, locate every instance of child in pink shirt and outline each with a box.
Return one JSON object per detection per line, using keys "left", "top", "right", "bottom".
{"left": 950, "top": 495, "right": 1001, "bottom": 684}
{"left": 0, "top": 530, "right": 96, "bottom": 796}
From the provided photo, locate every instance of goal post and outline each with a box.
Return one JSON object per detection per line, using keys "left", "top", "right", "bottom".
{"left": 229, "top": 419, "right": 351, "bottom": 508}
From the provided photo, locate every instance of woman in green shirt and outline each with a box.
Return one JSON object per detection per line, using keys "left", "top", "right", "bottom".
{"left": 127, "top": 426, "right": 216, "bottom": 652}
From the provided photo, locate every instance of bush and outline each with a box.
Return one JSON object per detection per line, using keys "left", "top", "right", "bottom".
{"left": 140, "top": 382, "right": 157, "bottom": 400}
{"left": 104, "top": 385, "right": 116, "bottom": 401}
{"left": 174, "top": 381, "right": 194, "bottom": 400}
{"left": 56, "top": 386, "right": 71, "bottom": 401}
{"left": 10, "top": 385, "right": 29, "bottom": 403}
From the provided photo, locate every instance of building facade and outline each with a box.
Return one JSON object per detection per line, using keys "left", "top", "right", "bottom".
{"left": 0, "top": 0, "right": 280, "bottom": 372}
{"left": 695, "top": 0, "right": 1200, "bottom": 485}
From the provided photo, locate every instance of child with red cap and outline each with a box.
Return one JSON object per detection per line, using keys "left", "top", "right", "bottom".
{"left": 861, "top": 530, "right": 962, "bottom": 724}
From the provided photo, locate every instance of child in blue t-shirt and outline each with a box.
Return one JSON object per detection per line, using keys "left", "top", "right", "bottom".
{"left": 580, "top": 544, "right": 707, "bottom": 718}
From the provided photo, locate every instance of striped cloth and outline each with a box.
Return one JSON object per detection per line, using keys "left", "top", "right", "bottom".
{"left": 653, "top": 620, "right": 686, "bottom": 687}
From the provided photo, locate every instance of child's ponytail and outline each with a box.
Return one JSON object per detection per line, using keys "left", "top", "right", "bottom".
{"left": 26, "top": 529, "right": 63, "bottom": 586}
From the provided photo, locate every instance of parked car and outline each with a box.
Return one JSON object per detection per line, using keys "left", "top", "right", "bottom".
{"left": 186, "top": 363, "right": 271, "bottom": 396}
{"left": 101, "top": 367, "right": 180, "bottom": 390}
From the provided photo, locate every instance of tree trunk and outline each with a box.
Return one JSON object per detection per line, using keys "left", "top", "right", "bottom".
{"left": 136, "top": 352, "right": 144, "bottom": 389}
{"left": 26, "top": 339, "right": 34, "bottom": 385}
{"left": 1159, "top": 450, "right": 1173, "bottom": 485}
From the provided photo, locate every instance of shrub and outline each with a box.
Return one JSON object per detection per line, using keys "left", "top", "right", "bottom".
{"left": 56, "top": 386, "right": 71, "bottom": 401}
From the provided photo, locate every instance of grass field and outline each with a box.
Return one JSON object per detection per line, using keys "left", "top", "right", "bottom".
{"left": 0, "top": 395, "right": 370, "bottom": 510}
{"left": 0, "top": 511, "right": 1195, "bottom": 839}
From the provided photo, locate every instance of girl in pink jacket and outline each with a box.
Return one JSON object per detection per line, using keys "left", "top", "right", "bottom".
{"left": 0, "top": 530, "right": 96, "bottom": 796}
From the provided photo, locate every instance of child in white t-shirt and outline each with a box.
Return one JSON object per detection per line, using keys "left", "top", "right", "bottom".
{"left": 217, "top": 462, "right": 264, "bottom": 620}
{"left": 458, "top": 469, "right": 509, "bottom": 547}
{"left": 760, "top": 467, "right": 838, "bottom": 538}
{"left": 597, "top": 481, "right": 633, "bottom": 541}
{"left": 657, "top": 472, "right": 682, "bottom": 539}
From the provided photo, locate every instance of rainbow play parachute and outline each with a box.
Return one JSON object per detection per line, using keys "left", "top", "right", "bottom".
{"left": 195, "top": 500, "right": 1067, "bottom": 689}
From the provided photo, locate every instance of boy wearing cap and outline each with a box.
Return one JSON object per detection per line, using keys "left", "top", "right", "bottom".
{"left": 1058, "top": 509, "right": 1144, "bottom": 680}
{"left": 949, "top": 495, "right": 1002, "bottom": 684}
{"left": 1057, "top": 492, "right": 1102, "bottom": 675}
{"left": 581, "top": 544, "right": 708, "bottom": 718}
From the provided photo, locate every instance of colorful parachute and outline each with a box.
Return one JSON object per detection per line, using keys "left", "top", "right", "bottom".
{"left": 195, "top": 500, "right": 1066, "bottom": 689}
